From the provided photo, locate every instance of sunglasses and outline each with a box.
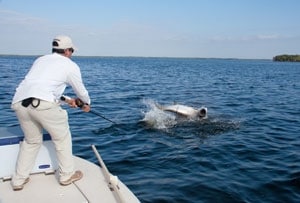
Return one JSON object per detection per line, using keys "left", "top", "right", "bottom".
{"left": 68, "top": 48, "right": 74, "bottom": 53}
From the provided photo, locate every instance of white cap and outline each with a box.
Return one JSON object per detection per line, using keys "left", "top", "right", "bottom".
{"left": 52, "top": 35, "right": 77, "bottom": 50}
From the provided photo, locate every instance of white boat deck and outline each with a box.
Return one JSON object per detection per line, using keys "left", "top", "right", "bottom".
{"left": 0, "top": 127, "right": 140, "bottom": 203}
{"left": 0, "top": 156, "right": 139, "bottom": 203}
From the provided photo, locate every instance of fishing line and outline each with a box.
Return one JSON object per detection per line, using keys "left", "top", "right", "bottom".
{"left": 89, "top": 109, "right": 117, "bottom": 125}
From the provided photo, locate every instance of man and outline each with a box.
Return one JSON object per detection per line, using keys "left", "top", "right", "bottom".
{"left": 11, "top": 35, "right": 91, "bottom": 191}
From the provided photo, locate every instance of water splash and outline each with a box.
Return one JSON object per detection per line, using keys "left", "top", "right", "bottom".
{"left": 141, "top": 99, "right": 177, "bottom": 129}
{"left": 141, "top": 99, "right": 240, "bottom": 136}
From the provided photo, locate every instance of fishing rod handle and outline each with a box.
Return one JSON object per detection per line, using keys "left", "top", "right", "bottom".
{"left": 60, "top": 95, "right": 90, "bottom": 111}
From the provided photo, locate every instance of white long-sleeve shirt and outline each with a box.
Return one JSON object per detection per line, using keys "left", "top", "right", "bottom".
{"left": 12, "top": 53, "right": 90, "bottom": 105}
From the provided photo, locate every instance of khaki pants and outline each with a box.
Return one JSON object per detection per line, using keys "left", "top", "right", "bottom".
{"left": 11, "top": 100, "right": 74, "bottom": 185}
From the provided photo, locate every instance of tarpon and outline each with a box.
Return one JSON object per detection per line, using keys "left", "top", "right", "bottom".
{"left": 157, "top": 104, "right": 207, "bottom": 119}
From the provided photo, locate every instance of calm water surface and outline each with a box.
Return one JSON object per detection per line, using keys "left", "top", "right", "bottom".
{"left": 0, "top": 56, "right": 299, "bottom": 203}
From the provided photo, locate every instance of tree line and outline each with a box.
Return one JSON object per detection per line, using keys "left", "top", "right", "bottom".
{"left": 273, "top": 54, "right": 300, "bottom": 62}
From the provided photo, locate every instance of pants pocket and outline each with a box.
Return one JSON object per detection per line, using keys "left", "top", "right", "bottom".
{"left": 33, "top": 101, "right": 57, "bottom": 111}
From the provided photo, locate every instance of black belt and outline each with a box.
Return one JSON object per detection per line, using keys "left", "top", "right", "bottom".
{"left": 21, "top": 98, "right": 40, "bottom": 108}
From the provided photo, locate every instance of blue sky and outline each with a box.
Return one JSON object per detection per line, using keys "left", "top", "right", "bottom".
{"left": 0, "top": 0, "right": 299, "bottom": 59}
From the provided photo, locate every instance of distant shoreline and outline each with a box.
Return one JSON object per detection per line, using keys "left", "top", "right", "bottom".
{"left": 0, "top": 54, "right": 270, "bottom": 60}
{"left": 273, "top": 54, "right": 300, "bottom": 62}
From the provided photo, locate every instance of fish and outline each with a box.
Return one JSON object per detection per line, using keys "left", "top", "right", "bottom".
{"left": 157, "top": 103, "right": 207, "bottom": 119}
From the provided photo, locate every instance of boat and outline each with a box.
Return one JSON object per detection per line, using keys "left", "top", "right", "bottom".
{"left": 0, "top": 126, "right": 140, "bottom": 203}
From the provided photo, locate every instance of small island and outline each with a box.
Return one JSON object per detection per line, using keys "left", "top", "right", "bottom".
{"left": 273, "top": 54, "right": 300, "bottom": 62}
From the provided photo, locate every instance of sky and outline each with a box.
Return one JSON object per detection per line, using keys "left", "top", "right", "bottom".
{"left": 0, "top": 0, "right": 299, "bottom": 59}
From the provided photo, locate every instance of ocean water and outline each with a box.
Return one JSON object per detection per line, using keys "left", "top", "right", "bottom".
{"left": 0, "top": 55, "right": 300, "bottom": 203}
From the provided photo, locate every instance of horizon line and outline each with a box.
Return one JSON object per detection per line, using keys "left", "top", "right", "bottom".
{"left": 0, "top": 54, "right": 271, "bottom": 60}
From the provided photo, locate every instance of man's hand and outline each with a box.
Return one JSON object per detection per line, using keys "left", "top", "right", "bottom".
{"left": 61, "top": 96, "right": 90, "bottom": 112}
{"left": 81, "top": 104, "right": 90, "bottom": 112}
{"left": 68, "top": 98, "right": 77, "bottom": 108}
{"left": 75, "top": 98, "right": 90, "bottom": 112}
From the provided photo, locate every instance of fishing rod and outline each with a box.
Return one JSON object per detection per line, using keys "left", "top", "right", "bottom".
{"left": 60, "top": 95, "right": 117, "bottom": 125}
{"left": 92, "top": 145, "right": 125, "bottom": 203}
{"left": 89, "top": 110, "right": 117, "bottom": 125}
